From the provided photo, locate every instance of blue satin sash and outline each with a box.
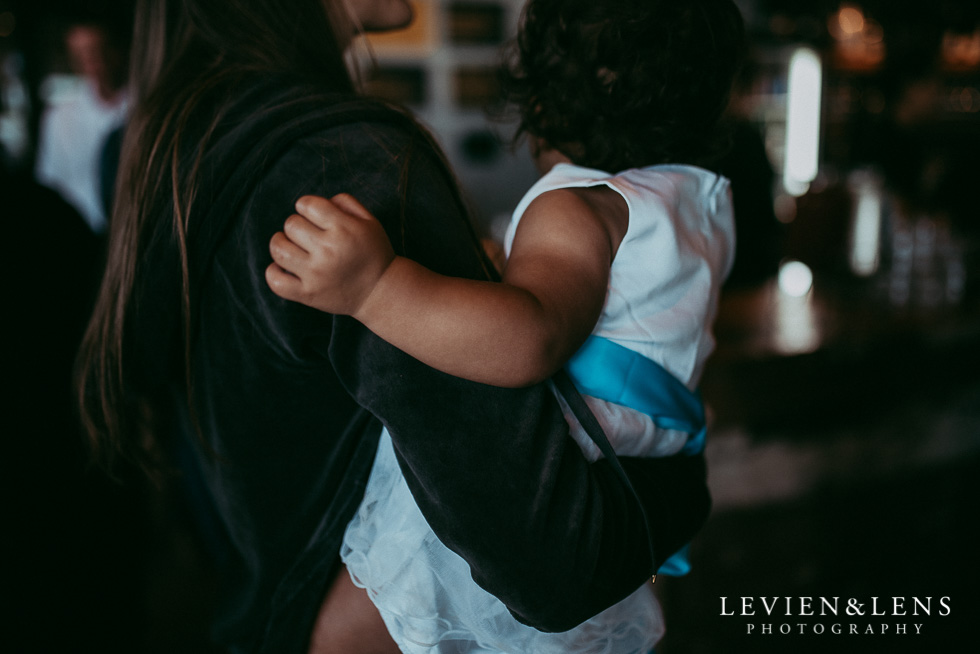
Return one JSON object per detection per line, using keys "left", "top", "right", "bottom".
{"left": 566, "top": 336, "right": 706, "bottom": 455}
{"left": 565, "top": 335, "right": 706, "bottom": 575}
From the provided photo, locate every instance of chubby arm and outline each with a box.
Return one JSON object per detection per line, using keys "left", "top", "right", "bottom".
{"left": 311, "top": 136, "right": 708, "bottom": 630}
{"left": 267, "top": 188, "right": 622, "bottom": 387}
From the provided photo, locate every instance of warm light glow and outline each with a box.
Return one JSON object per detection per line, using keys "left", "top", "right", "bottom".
{"left": 778, "top": 261, "right": 814, "bottom": 297}
{"left": 862, "top": 20, "right": 884, "bottom": 45}
{"left": 838, "top": 6, "right": 865, "bottom": 35}
{"left": 783, "top": 48, "right": 822, "bottom": 195}
{"left": 941, "top": 30, "right": 980, "bottom": 71}
{"left": 829, "top": 4, "right": 885, "bottom": 70}
{"left": 829, "top": 4, "right": 866, "bottom": 40}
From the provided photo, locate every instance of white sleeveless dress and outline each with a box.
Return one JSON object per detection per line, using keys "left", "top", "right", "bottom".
{"left": 341, "top": 162, "right": 735, "bottom": 653}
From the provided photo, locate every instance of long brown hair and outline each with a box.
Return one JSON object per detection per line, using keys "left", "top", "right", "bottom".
{"left": 76, "top": 0, "right": 357, "bottom": 474}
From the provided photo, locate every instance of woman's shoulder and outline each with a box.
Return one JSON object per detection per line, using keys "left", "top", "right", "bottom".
{"left": 259, "top": 85, "right": 447, "bottom": 186}
{"left": 216, "top": 76, "right": 426, "bottom": 157}
{"left": 296, "top": 107, "right": 437, "bottom": 170}
{"left": 209, "top": 80, "right": 448, "bottom": 204}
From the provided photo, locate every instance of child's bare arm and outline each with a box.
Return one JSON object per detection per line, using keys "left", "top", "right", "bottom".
{"left": 267, "top": 190, "right": 622, "bottom": 387}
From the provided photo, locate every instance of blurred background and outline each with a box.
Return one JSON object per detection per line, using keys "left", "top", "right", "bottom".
{"left": 2, "top": 0, "right": 978, "bottom": 652}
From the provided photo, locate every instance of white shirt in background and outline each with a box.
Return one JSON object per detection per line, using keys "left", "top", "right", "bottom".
{"left": 35, "top": 79, "right": 128, "bottom": 233}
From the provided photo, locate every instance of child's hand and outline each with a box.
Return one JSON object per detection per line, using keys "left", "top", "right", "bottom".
{"left": 266, "top": 193, "right": 395, "bottom": 317}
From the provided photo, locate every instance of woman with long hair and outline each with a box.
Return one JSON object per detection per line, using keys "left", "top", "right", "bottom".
{"left": 76, "top": 1, "right": 712, "bottom": 652}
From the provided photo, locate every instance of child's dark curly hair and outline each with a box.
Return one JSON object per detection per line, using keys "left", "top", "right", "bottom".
{"left": 502, "top": 0, "right": 746, "bottom": 173}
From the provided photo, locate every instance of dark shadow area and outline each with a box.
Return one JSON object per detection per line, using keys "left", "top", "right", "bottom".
{"left": 660, "top": 453, "right": 978, "bottom": 652}
{"left": 658, "top": 304, "right": 980, "bottom": 653}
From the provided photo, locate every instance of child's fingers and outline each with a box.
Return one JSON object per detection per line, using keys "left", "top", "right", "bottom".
{"left": 330, "top": 193, "right": 376, "bottom": 222}
{"left": 282, "top": 213, "right": 327, "bottom": 253}
{"left": 269, "top": 230, "right": 309, "bottom": 270}
{"left": 295, "top": 194, "right": 348, "bottom": 229}
{"left": 265, "top": 262, "right": 304, "bottom": 300}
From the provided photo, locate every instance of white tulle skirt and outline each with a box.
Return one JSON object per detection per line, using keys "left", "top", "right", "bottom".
{"left": 340, "top": 428, "right": 665, "bottom": 654}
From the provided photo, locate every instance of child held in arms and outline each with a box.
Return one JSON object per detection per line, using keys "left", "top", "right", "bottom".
{"left": 266, "top": 0, "right": 745, "bottom": 651}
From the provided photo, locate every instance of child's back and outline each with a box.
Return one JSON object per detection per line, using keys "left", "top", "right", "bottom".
{"left": 506, "top": 162, "right": 734, "bottom": 462}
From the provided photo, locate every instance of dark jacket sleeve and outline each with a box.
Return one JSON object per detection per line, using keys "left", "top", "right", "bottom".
{"left": 303, "top": 120, "right": 711, "bottom": 632}
{"left": 332, "top": 322, "right": 710, "bottom": 631}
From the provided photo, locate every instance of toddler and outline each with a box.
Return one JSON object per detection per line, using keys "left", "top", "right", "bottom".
{"left": 266, "top": 1, "right": 745, "bottom": 651}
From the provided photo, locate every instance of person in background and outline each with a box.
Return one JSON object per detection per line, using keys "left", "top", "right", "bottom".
{"left": 34, "top": 11, "right": 128, "bottom": 234}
